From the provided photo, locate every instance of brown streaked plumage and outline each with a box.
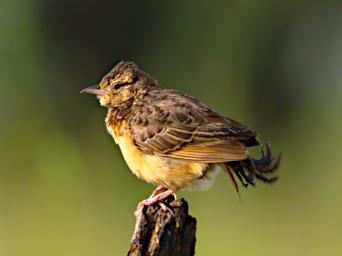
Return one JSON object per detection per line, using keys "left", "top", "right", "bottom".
{"left": 81, "top": 61, "right": 280, "bottom": 210}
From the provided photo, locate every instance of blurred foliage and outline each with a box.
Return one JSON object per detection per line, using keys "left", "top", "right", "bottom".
{"left": 0, "top": 0, "right": 341, "bottom": 255}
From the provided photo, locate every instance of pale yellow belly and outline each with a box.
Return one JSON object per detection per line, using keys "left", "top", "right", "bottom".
{"left": 114, "top": 134, "right": 220, "bottom": 191}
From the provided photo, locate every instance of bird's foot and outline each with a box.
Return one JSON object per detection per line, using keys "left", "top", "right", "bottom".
{"left": 149, "top": 186, "right": 177, "bottom": 200}
{"left": 135, "top": 189, "right": 176, "bottom": 218}
{"left": 150, "top": 185, "right": 168, "bottom": 197}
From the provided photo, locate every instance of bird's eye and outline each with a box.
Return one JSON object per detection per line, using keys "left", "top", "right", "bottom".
{"left": 114, "top": 82, "right": 130, "bottom": 90}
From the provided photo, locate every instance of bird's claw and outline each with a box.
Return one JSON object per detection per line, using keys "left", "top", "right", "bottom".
{"left": 135, "top": 188, "right": 175, "bottom": 218}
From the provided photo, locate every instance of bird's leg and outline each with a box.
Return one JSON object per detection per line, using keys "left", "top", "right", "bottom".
{"left": 149, "top": 187, "right": 177, "bottom": 212}
{"left": 145, "top": 189, "right": 175, "bottom": 212}
{"left": 149, "top": 185, "right": 168, "bottom": 198}
{"left": 135, "top": 189, "right": 176, "bottom": 218}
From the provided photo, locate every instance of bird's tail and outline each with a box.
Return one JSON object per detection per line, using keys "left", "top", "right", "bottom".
{"left": 224, "top": 143, "right": 280, "bottom": 195}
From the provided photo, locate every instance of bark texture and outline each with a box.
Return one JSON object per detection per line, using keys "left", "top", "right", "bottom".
{"left": 127, "top": 198, "right": 196, "bottom": 256}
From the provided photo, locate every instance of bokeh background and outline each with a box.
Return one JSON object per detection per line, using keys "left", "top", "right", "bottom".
{"left": 1, "top": 0, "right": 341, "bottom": 255}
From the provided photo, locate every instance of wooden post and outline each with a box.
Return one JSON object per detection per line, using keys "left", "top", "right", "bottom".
{"left": 127, "top": 198, "right": 197, "bottom": 256}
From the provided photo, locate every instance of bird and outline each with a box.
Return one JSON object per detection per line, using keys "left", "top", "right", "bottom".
{"left": 81, "top": 61, "right": 280, "bottom": 214}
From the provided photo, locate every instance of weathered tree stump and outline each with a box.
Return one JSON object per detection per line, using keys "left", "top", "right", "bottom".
{"left": 127, "top": 197, "right": 197, "bottom": 256}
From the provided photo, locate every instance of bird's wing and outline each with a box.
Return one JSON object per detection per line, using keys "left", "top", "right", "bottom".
{"left": 129, "top": 89, "right": 258, "bottom": 163}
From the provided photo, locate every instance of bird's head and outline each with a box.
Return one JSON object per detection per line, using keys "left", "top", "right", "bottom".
{"left": 81, "top": 61, "right": 154, "bottom": 108}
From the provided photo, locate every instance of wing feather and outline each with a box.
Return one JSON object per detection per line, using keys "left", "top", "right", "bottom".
{"left": 161, "top": 140, "right": 247, "bottom": 163}
{"left": 128, "top": 88, "right": 256, "bottom": 163}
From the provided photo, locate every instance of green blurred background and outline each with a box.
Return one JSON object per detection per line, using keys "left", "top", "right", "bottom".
{"left": 1, "top": 0, "right": 341, "bottom": 255}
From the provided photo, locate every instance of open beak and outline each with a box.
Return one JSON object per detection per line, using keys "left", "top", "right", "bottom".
{"left": 80, "top": 84, "right": 106, "bottom": 96}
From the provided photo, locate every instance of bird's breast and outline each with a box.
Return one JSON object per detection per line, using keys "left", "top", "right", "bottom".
{"left": 106, "top": 120, "right": 214, "bottom": 191}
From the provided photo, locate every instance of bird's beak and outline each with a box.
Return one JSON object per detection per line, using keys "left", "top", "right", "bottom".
{"left": 80, "top": 84, "right": 106, "bottom": 96}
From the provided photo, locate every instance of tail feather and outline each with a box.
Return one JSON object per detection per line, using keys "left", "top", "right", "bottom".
{"left": 225, "top": 164, "right": 240, "bottom": 197}
{"left": 225, "top": 143, "right": 280, "bottom": 193}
